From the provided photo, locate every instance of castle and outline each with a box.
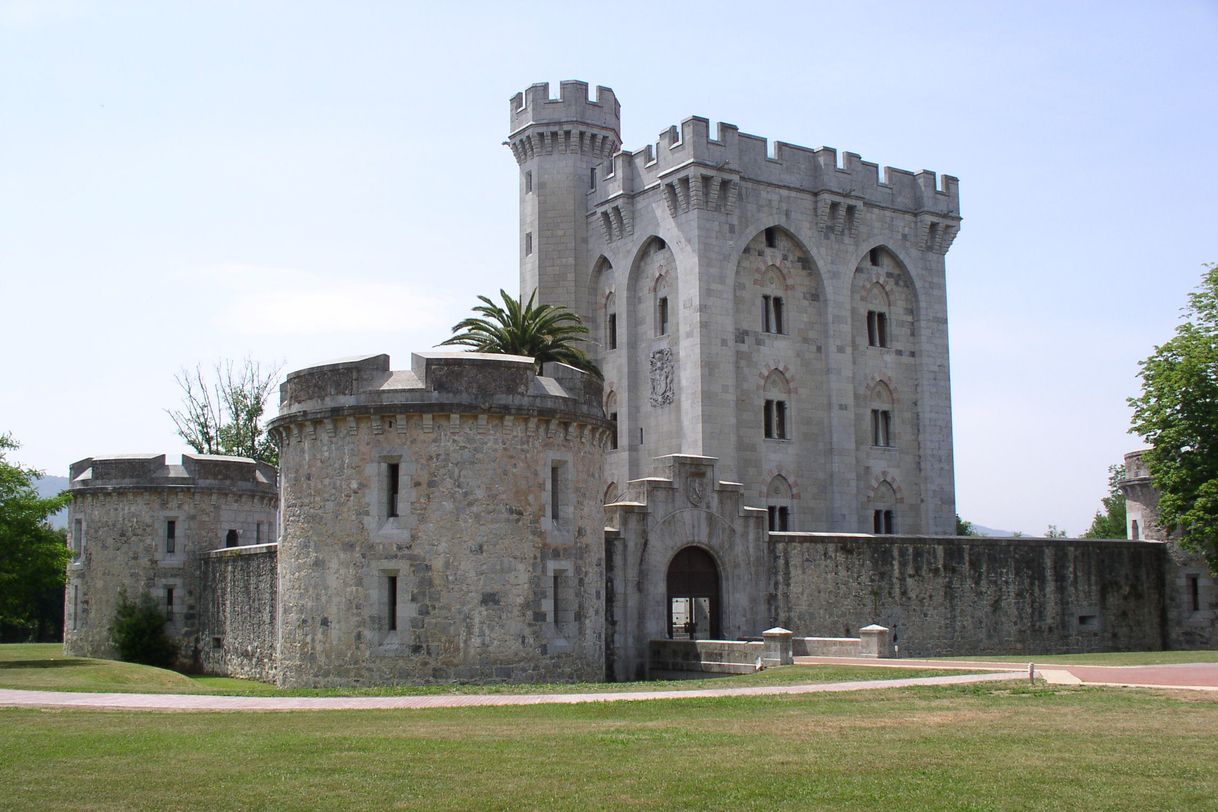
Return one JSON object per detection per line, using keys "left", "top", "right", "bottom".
{"left": 63, "top": 81, "right": 1215, "bottom": 686}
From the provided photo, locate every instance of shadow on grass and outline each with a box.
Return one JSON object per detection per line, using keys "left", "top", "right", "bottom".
{"left": 0, "top": 660, "right": 90, "bottom": 670}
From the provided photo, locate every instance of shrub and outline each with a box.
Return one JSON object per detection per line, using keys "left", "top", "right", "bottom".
{"left": 110, "top": 590, "right": 176, "bottom": 669}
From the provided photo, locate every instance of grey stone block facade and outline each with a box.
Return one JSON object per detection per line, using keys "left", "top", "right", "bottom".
{"left": 64, "top": 453, "right": 277, "bottom": 665}
{"left": 508, "top": 80, "right": 959, "bottom": 536}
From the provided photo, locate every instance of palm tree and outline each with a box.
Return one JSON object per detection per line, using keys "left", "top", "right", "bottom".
{"left": 441, "top": 290, "right": 601, "bottom": 378}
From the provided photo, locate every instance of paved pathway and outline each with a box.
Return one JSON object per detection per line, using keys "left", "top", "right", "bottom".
{"left": 794, "top": 656, "right": 1218, "bottom": 692}
{"left": 0, "top": 672, "right": 1017, "bottom": 713}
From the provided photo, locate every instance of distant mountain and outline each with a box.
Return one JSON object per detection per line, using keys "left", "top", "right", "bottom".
{"left": 34, "top": 475, "right": 70, "bottom": 529}
{"left": 972, "top": 524, "right": 1016, "bottom": 538}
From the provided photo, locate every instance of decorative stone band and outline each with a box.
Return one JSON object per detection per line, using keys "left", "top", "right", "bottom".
{"left": 268, "top": 352, "right": 611, "bottom": 445}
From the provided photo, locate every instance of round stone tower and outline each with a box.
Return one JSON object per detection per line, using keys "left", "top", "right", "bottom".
{"left": 64, "top": 453, "right": 278, "bottom": 663}
{"left": 507, "top": 80, "right": 620, "bottom": 332}
{"left": 267, "top": 352, "right": 611, "bottom": 687}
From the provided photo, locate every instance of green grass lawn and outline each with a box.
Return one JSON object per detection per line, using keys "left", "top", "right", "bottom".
{"left": 0, "top": 643, "right": 976, "bottom": 697}
{"left": 2, "top": 683, "right": 1215, "bottom": 811}
{"left": 940, "top": 649, "right": 1218, "bottom": 666}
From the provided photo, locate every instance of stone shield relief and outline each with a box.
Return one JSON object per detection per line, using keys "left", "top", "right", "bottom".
{"left": 649, "top": 349, "right": 674, "bottom": 407}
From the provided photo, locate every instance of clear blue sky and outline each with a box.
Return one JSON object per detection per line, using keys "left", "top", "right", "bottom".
{"left": 3, "top": 0, "right": 1215, "bottom": 535}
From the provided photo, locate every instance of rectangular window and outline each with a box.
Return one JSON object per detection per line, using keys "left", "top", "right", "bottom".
{"left": 607, "top": 312, "right": 617, "bottom": 350}
{"left": 871, "top": 409, "right": 892, "bottom": 447}
{"left": 1188, "top": 574, "right": 1201, "bottom": 613}
{"left": 657, "top": 296, "right": 669, "bottom": 336}
{"left": 773, "top": 296, "right": 784, "bottom": 334}
{"left": 387, "top": 575, "right": 398, "bottom": 632}
{"left": 165, "top": 520, "right": 176, "bottom": 555}
{"left": 550, "top": 463, "right": 561, "bottom": 522}
{"left": 867, "top": 310, "right": 889, "bottom": 348}
{"left": 72, "top": 518, "right": 82, "bottom": 559}
{"left": 764, "top": 399, "right": 788, "bottom": 440}
{"left": 165, "top": 586, "right": 174, "bottom": 618}
{"left": 590, "top": 166, "right": 597, "bottom": 190}
{"left": 609, "top": 412, "right": 618, "bottom": 450}
{"left": 255, "top": 522, "right": 262, "bottom": 544}
{"left": 525, "top": 170, "right": 533, "bottom": 193}
{"left": 767, "top": 506, "right": 790, "bottom": 532}
{"left": 873, "top": 509, "right": 895, "bottom": 535}
{"left": 762, "top": 295, "right": 772, "bottom": 333}
{"left": 387, "top": 462, "right": 400, "bottom": 518}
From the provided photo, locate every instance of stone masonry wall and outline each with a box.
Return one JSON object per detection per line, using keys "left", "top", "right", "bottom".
{"left": 770, "top": 535, "right": 1167, "bottom": 657}
{"left": 198, "top": 544, "right": 278, "bottom": 681}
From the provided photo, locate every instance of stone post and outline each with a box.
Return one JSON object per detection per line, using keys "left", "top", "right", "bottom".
{"left": 762, "top": 627, "right": 794, "bottom": 666}
{"left": 859, "top": 624, "right": 893, "bottom": 658}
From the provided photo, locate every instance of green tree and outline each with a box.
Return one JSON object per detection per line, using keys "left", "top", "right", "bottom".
{"left": 441, "top": 290, "right": 600, "bottom": 378}
{"left": 109, "top": 590, "right": 176, "bottom": 668}
{"left": 955, "top": 515, "right": 977, "bottom": 536}
{"left": 1129, "top": 263, "right": 1218, "bottom": 568}
{"left": 0, "top": 433, "right": 70, "bottom": 641}
{"left": 1081, "top": 464, "right": 1128, "bottom": 539}
{"left": 167, "top": 358, "right": 282, "bottom": 466}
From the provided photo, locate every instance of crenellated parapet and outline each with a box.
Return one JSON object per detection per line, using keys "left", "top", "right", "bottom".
{"left": 590, "top": 115, "right": 960, "bottom": 221}
{"left": 507, "top": 81, "right": 621, "bottom": 166}
{"left": 69, "top": 453, "right": 277, "bottom": 496}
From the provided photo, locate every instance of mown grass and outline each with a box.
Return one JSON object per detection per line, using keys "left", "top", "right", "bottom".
{"left": 0, "top": 644, "right": 977, "bottom": 697}
{"left": 2, "top": 683, "right": 1216, "bottom": 811}
{"left": 940, "top": 649, "right": 1218, "bottom": 666}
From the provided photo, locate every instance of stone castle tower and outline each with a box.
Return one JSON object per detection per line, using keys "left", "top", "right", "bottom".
{"left": 508, "top": 81, "right": 961, "bottom": 534}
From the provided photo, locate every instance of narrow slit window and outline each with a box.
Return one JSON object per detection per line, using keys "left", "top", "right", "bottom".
{"left": 607, "top": 312, "right": 617, "bottom": 350}
{"left": 165, "top": 520, "right": 176, "bottom": 555}
{"left": 387, "top": 575, "right": 398, "bottom": 632}
{"left": 255, "top": 522, "right": 262, "bottom": 544}
{"left": 1131, "top": 519, "right": 1140, "bottom": 540}
{"left": 609, "top": 412, "right": 618, "bottom": 450}
{"left": 773, "top": 297, "right": 785, "bottom": 334}
{"left": 762, "top": 295, "right": 772, "bottom": 333}
{"left": 525, "top": 170, "right": 533, "bottom": 193}
{"left": 657, "top": 296, "right": 669, "bottom": 336}
{"left": 165, "top": 586, "right": 174, "bottom": 617}
{"left": 525, "top": 232, "right": 533, "bottom": 256}
{"left": 590, "top": 167, "right": 597, "bottom": 190}
{"left": 765, "top": 227, "right": 776, "bottom": 248}
{"left": 71, "top": 585, "right": 79, "bottom": 631}
{"left": 72, "top": 518, "right": 82, "bottom": 559}
{"left": 550, "top": 463, "right": 561, "bottom": 522}
{"left": 1188, "top": 574, "right": 1201, "bottom": 613}
{"left": 387, "top": 462, "right": 400, "bottom": 518}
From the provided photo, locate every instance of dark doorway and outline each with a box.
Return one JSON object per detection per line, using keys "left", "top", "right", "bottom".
{"left": 666, "top": 546, "right": 721, "bottom": 640}
{"left": 225, "top": 529, "right": 239, "bottom": 548}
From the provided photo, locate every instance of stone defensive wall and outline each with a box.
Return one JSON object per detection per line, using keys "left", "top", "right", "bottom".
{"left": 769, "top": 534, "right": 1169, "bottom": 657}
{"left": 198, "top": 543, "right": 278, "bottom": 681}
{"left": 267, "top": 352, "right": 612, "bottom": 687}
{"left": 64, "top": 454, "right": 277, "bottom": 664}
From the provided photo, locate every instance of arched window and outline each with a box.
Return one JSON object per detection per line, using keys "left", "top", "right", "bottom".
{"left": 604, "top": 482, "right": 619, "bottom": 505}
{"left": 1131, "top": 519, "right": 1140, "bottom": 540}
{"left": 871, "top": 481, "right": 896, "bottom": 534}
{"left": 869, "top": 381, "right": 895, "bottom": 448}
{"left": 766, "top": 475, "right": 793, "bottom": 532}
{"left": 763, "top": 371, "right": 790, "bottom": 440}
{"left": 865, "top": 283, "right": 891, "bottom": 348}
{"left": 761, "top": 266, "right": 787, "bottom": 335}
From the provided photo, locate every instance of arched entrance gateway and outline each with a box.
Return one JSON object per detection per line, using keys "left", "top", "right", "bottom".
{"left": 666, "top": 546, "right": 721, "bottom": 640}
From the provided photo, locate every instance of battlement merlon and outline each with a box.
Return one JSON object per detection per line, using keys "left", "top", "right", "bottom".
{"left": 69, "top": 453, "right": 276, "bottom": 491}
{"left": 508, "top": 81, "right": 621, "bottom": 139}
{"left": 589, "top": 115, "right": 960, "bottom": 218}
{"left": 270, "top": 352, "right": 609, "bottom": 425}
